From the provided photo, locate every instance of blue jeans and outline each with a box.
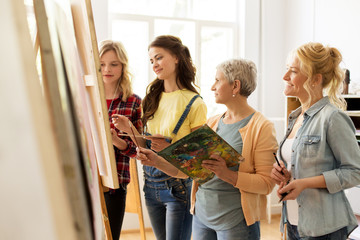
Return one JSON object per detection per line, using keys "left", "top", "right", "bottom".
{"left": 287, "top": 223, "right": 348, "bottom": 240}
{"left": 192, "top": 214, "right": 260, "bottom": 240}
{"left": 144, "top": 178, "right": 192, "bottom": 240}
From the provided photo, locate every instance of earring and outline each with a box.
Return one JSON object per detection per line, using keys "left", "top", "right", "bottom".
{"left": 232, "top": 94, "right": 236, "bottom": 97}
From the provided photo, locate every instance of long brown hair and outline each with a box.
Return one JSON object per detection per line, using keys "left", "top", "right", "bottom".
{"left": 142, "top": 35, "right": 199, "bottom": 127}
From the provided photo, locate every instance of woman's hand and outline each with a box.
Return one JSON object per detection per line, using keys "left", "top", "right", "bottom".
{"left": 136, "top": 147, "right": 186, "bottom": 177}
{"left": 136, "top": 147, "right": 162, "bottom": 167}
{"left": 271, "top": 161, "right": 291, "bottom": 185}
{"left": 278, "top": 175, "right": 327, "bottom": 202}
{"left": 277, "top": 179, "right": 306, "bottom": 201}
{"left": 110, "top": 128, "right": 127, "bottom": 150}
{"left": 111, "top": 114, "right": 131, "bottom": 133}
{"left": 202, "top": 154, "right": 238, "bottom": 185}
{"left": 147, "top": 134, "right": 171, "bottom": 152}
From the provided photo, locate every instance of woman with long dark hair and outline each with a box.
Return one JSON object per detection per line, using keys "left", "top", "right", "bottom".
{"left": 142, "top": 35, "right": 207, "bottom": 240}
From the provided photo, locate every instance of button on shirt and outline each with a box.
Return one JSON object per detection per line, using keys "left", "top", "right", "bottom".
{"left": 279, "top": 97, "right": 360, "bottom": 237}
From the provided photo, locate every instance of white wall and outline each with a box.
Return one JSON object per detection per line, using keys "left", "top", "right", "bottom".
{"left": 314, "top": 0, "right": 360, "bottom": 87}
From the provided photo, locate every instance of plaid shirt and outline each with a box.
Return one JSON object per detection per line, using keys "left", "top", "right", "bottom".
{"left": 107, "top": 92, "right": 142, "bottom": 187}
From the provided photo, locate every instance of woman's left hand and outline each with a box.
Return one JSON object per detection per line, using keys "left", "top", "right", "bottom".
{"left": 202, "top": 154, "right": 231, "bottom": 180}
{"left": 278, "top": 179, "right": 306, "bottom": 201}
{"left": 110, "top": 128, "right": 127, "bottom": 150}
{"left": 136, "top": 147, "right": 161, "bottom": 167}
{"left": 111, "top": 114, "right": 131, "bottom": 133}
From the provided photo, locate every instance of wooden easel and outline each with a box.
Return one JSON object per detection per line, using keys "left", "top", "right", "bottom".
{"left": 71, "top": 0, "right": 119, "bottom": 190}
{"left": 125, "top": 159, "right": 147, "bottom": 240}
{"left": 33, "top": 0, "right": 114, "bottom": 239}
{"left": 33, "top": 0, "right": 94, "bottom": 239}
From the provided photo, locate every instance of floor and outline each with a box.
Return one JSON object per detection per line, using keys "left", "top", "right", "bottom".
{"left": 120, "top": 214, "right": 282, "bottom": 240}
{"left": 349, "top": 215, "right": 360, "bottom": 240}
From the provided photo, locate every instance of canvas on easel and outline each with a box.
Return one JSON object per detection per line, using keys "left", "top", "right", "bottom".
{"left": 70, "top": 0, "right": 119, "bottom": 191}
{"left": 1, "top": 0, "right": 81, "bottom": 239}
{"left": 33, "top": 0, "right": 94, "bottom": 239}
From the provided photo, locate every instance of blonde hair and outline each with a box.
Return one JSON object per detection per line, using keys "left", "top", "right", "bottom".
{"left": 295, "top": 42, "right": 346, "bottom": 110}
{"left": 216, "top": 58, "right": 257, "bottom": 97}
{"left": 99, "top": 40, "right": 133, "bottom": 101}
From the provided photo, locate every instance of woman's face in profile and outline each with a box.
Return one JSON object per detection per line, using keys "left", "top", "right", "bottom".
{"left": 211, "top": 69, "right": 234, "bottom": 104}
{"left": 283, "top": 56, "right": 308, "bottom": 99}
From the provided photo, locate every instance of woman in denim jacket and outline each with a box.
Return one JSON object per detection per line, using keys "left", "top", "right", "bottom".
{"left": 271, "top": 42, "right": 360, "bottom": 240}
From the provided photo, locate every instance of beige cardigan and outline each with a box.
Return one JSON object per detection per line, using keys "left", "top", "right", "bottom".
{"left": 189, "top": 112, "right": 278, "bottom": 226}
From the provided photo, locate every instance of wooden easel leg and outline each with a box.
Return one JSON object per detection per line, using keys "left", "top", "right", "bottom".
{"left": 34, "top": 29, "right": 40, "bottom": 55}
{"left": 98, "top": 171, "right": 113, "bottom": 240}
{"left": 125, "top": 158, "right": 146, "bottom": 240}
{"left": 138, "top": 205, "right": 146, "bottom": 240}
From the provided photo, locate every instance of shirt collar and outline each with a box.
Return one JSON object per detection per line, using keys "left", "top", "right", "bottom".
{"left": 289, "top": 96, "right": 329, "bottom": 119}
{"left": 304, "top": 96, "right": 329, "bottom": 117}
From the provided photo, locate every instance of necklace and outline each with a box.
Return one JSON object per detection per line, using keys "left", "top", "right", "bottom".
{"left": 107, "top": 80, "right": 121, "bottom": 115}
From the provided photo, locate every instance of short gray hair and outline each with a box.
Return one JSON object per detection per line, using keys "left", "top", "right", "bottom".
{"left": 216, "top": 58, "right": 257, "bottom": 97}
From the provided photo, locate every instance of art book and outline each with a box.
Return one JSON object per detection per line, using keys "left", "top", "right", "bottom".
{"left": 157, "top": 124, "right": 244, "bottom": 184}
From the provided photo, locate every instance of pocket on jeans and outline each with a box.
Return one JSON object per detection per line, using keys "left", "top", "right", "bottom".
{"left": 170, "top": 181, "right": 188, "bottom": 202}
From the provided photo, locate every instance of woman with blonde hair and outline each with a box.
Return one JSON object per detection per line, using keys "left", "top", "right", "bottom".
{"left": 99, "top": 40, "right": 142, "bottom": 240}
{"left": 271, "top": 42, "right": 360, "bottom": 239}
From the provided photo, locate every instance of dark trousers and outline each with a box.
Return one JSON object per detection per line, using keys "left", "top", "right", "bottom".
{"left": 104, "top": 187, "right": 127, "bottom": 240}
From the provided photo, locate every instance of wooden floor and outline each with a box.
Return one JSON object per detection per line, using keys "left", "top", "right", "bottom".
{"left": 120, "top": 214, "right": 282, "bottom": 240}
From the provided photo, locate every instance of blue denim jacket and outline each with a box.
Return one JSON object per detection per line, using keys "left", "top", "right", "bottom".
{"left": 279, "top": 97, "right": 360, "bottom": 237}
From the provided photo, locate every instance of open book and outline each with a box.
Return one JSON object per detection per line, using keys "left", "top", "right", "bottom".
{"left": 157, "top": 124, "right": 244, "bottom": 184}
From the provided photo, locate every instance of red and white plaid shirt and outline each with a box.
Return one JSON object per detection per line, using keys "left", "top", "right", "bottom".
{"left": 107, "top": 92, "right": 142, "bottom": 187}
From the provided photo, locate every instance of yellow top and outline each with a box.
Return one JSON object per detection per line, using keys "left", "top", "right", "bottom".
{"left": 146, "top": 89, "right": 207, "bottom": 142}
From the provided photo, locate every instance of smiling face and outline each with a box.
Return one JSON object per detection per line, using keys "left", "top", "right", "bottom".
{"left": 100, "top": 50, "right": 123, "bottom": 86}
{"left": 211, "top": 69, "right": 234, "bottom": 104}
{"left": 148, "top": 46, "right": 178, "bottom": 81}
{"left": 283, "top": 55, "right": 308, "bottom": 99}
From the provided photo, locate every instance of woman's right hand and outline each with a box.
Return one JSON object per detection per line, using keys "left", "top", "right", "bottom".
{"left": 271, "top": 161, "right": 291, "bottom": 185}
{"left": 111, "top": 114, "right": 132, "bottom": 133}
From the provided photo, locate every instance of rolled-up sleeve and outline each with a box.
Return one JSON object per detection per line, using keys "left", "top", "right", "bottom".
{"left": 323, "top": 110, "right": 360, "bottom": 193}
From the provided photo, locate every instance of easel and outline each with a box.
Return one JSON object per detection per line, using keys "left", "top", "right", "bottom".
{"left": 33, "top": 0, "right": 94, "bottom": 239}
{"left": 1, "top": 0, "right": 81, "bottom": 238}
{"left": 33, "top": 1, "right": 146, "bottom": 239}
{"left": 32, "top": 0, "right": 115, "bottom": 239}
{"left": 125, "top": 159, "right": 147, "bottom": 240}
{"left": 69, "top": 1, "right": 147, "bottom": 239}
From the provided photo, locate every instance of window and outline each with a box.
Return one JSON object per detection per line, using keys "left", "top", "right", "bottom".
{"left": 109, "top": 0, "right": 239, "bottom": 116}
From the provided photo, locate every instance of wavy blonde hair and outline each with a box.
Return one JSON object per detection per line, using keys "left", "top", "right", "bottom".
{"left": 99, "top": 40, "right": 133, "bottom": 101}
{"left": 295, "top": 42, "right": 346, "bottom": 110}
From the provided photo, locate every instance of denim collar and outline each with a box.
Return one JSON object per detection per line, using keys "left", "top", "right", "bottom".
{"left": 289, "top": 96, "right": 330, "bottom": 120}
